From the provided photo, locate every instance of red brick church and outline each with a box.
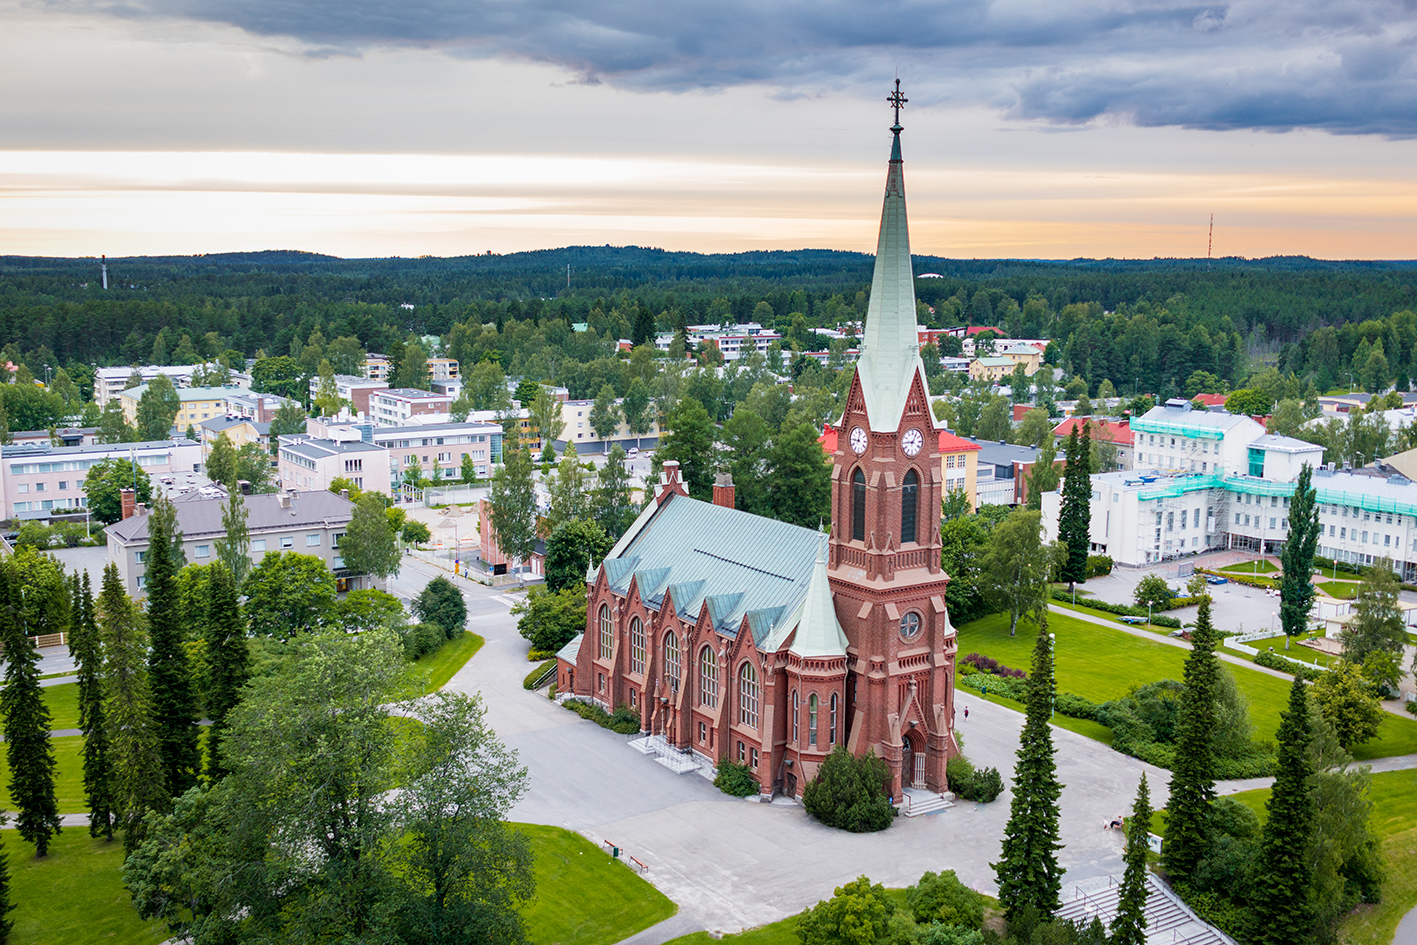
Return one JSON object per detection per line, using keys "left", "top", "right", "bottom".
{"left": 557, "top": 108, "right": 959, "bottom": 801}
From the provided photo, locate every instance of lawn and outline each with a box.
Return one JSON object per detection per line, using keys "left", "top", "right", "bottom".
{"left": 959, "top": 609, "right": 1417, "bottom": 760}
{"left": 516, "top": 823, "right": 677, "bottom": 945}
{"left": 664, "top": 917, "right": 801, "bottom": 945}
{"left": 1220, "top": 560, "right": 1279, "bottom": 574}
{"left": 1239, "top": 634, "right": 1333, "bottom": 668}
{"left": 1226, "top": 768, "right": 1417, "bottom": 945}
{"left": 42, "top": 681, "right": 79, "bottom": 730}
{"left": 4, "top": 829, "right": 166, "bottom": 945}
{"left": 0, "top": 735, "right": 85, "bottom": 813}
{"left": 410, "top": 631, "right": 485, "bottom": 694}
{"left": 1315, "top": 580, "right": 1360, "bottom": 600}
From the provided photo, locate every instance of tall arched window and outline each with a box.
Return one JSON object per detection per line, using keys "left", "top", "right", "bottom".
{"left": 808, "top": 694, "right": 819, "bottom": 746}
{"left": 901, "top": 468, "right": 919, "bottom": 545}
{"left": 792, "top": 689, "right": 800, "bottom": 743}
{"left": 829, "top": 693, "right": 838, "bottom": 745}
{"left": 851, "top": 468, "right": 866, "bottom": 541}
{"left": 630, "top": 617, "right": 645, "bottom": 675}
{"left": 699, "top": 646, "right": 718, "bottom": 708}
{"left": 738, "top": 662, "right": 759, "bottom": 728}
{"left": 664, "top": 631, "right": 680, "bottom": 692}
{"left": 598, "top": 604, "right": 612, "bottom": 660}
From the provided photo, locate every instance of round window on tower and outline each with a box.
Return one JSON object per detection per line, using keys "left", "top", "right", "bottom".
{"left": 899, "top": 611, "right": 922, "bottom": 641}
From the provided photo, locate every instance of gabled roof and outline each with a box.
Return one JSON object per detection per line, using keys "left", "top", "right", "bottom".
{"left": 972, "top": 357, "right": 1015, "bottom": 367}
{"left": 106, "top": 489, "right": 356, "bottom": 544}
{"left": 596, "top": 493, "right": 837, "bottom": 656}
{"left": 939, "top": 430, "right": 982, "bottom": 453}
{"left": 1052, "top": 417, "right": 1134, "bottom": 446}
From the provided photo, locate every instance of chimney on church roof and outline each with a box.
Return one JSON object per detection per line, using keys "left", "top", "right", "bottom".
{"left": 712, "top": 471, "right": 735, "bottom": 509}
{"left": 655, "top": 460, "right": 689, "bottom": 505}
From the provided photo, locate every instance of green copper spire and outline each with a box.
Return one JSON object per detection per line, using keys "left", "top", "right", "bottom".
{"left": 855, "top": 83, "right": 932, "bottom": 433}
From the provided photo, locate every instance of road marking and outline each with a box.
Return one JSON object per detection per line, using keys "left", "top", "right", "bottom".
{"left": 491, "top": 594, "right": 523, "bottom": 608}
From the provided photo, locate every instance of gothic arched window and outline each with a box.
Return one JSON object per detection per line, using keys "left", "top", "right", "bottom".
{"left": 699, "top": 646, "right": 719, "bottom": 708}
{"left": 852, "top": 468, "right": 866, "bottom": 541}
{"left": 808, "top": 694, "right": 819, "bottom": 746}
{"left": 738, "top": 662, "right": 759, "bottom": 728}
{"left": 598, "top": 604, "right": 612, "bottom": 659}
{"left": 829, "top": 693, "right": 839, "bottom": 745}
{"left": 664, "top": 631, "right": 680, "bottom": 692}
{"left": 901, "top": 468, "right": 919, "bottom": 545}
{"left": 792, "top": 689, "right": 800, "bottom": 743}
{"left": 630, "top": 617, "right": 645, "bottom": 675}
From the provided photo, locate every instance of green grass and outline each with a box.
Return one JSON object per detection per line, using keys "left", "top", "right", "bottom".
{"left": 958, "top": 678, "right": 1115, "bottom": 744}
{"left": 0, "top": 735, "right": 85, "bottom": 813}
{"left": 960, "top": 610, "right": 1417, "bottom": 760}
{"left": 1315, "top": 580, "right": 1360, "bottom": 600}
{"left": 3, "top": 828, "right": 166, "bottom": 945}
{"left": 517, "top": 823, "right": 677, "bottom": 945}
{"left": 664, "top": 917, "right": 801, "bottom": 945}
{"left": 1226, "top": 768, "right": 1417, "bottom": 945}
{"left": 42, "top": 681, "right": 79, "bottom": 730}
{"left": 411, "top": 631, "right": 485, "bottom": 694}
{"left": 1241, "top": 634, "right": 1333, "bottom": 668}
{"left": 1220, "top": 560, "right": 1279, "bottom": 574}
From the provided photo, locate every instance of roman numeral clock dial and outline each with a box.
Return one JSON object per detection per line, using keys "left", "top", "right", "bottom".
{"left": 850, "top": 427, "right": 868, "bottom": 454}
{"left": 902, "top": 429, "right": 923, "bottom": 456}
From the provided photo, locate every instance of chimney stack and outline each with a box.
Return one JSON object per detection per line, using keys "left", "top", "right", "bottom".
{"left": 340, "top": 488, "right": 349, "bottom": 500}
{"left": 713, "top": 471, "right": 735, "bottom": 509}
{"left": 655, "top": 460, "right": 689, "bottom": 505}
{"left": 120, "top": 488, "right": 136, "bottom": 520}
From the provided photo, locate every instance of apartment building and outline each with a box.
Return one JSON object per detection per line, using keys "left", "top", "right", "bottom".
{"left": 1, "top": 438, "right": 202, "bottom": 520}
{"left": 106, "top": 489, "right": 366, "bottom": 597}
{"left": 372, "top": 421, "right": 502, "bottom": 483}
{"left": 117, "top": 385, "right": 253, "bottom": 430}
{"left": 368, "top": 388, "right": 454, "bottom": 427}
{"left": 553, "top": 397, "right": 661, "bottom": 453}
{"left": 93, "top": 365, "right": 253, "bottom": 408}
{"left": 277, "top": 436, "right": 393, "bottom": 495}
{"left": 199, "top": 416, "right": 271, "bottom": 461}
{"left": 307, "top": 374, "right": 389, "bottom": 417}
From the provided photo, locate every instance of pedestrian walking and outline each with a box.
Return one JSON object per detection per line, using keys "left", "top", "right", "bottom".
{"left": 963, "top": 706, "right": 969, "bottom": 720}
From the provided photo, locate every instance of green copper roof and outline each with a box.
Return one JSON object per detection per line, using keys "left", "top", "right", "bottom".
{"left": 855, "top": 131, "right": 931, "bottom": 433}
{"left": 783, "top": 535, "right": 849, "bottom": 659}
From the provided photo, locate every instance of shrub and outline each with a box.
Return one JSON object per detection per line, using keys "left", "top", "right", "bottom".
{"left": 959, "top": 653, "right": 1026, "bottom": 678}
{"left": 527, "top": 648, "right": 558, "bottom": 661}
{"left": 802, "top": 745, "right": 894, "bottom": 832}
{"left": 916, "top": 925, "right": 985, "bottom": 945}
{"left": 714, "top": 760, "right": 760, "bottom": 797}
{"left": 1049, "top": 590, "right": 1182, "bottom": 626}
{"left": 400, "top": 622, "right": 446, "bottom": 660}
{"left": 1254, "top": 649, "right": 1327, "bottom": 681}
{"left": 906, "top": 869, "right": 985, "bottom": 927}
{"left": 1085, "top": 554, "right": 1114, "bottom": 578}
{"left": 562, "top": 699, "right": 641, "bottom": 734}
{"left": 413, "top": 576, "right": 467, "bottom": 639}
{"left": 523, "top": 658, "right": 556, "bottom": 690}
{"left": 946, "top": 756, "right": 1003, "bottom": 803}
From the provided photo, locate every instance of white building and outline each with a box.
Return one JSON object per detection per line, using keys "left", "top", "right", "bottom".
{"left": 94, "top": 365, "right": 252, "bottom": 407}
{"left": 1, "top": 438, "right": 203, "bottom": 520}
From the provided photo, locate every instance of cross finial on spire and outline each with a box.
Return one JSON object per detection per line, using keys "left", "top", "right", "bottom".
{"left": 887, "top": 79, "right": 907, "bottom": 131}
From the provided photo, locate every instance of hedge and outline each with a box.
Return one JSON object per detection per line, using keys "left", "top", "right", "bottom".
{"left": 1253, "top": 649, "right": 1328, "bottom": 681}
{"left": 1196, "top": 567, "right": 1275, "bottom": 589}
{"left": 523, "top": 659, "right": 557, "bottom": 690}
{"left": 1050, "top": 590, "right": 1183, "bottom": 627}
{"left": 1086, "top": 555, "right": 1114, "bottom": 578}
{"left": 562, "top": 699, "right": 641, "bottom": 734}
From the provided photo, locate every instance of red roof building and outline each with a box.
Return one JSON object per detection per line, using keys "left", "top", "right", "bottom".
{"left": 1051, "top": 417, "right": 1135, "bottom": 471}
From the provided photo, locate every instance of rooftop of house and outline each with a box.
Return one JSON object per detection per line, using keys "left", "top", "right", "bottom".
{"left": 279, "top": 437, "right": 386, "bottom": 460}
{"left": 2, "top": 438, "right": 192, "bottom": 459}
{"left": 107, "top": 489, "right": 356, "bottom": 544}
{"left": 121, "top": 384, "right": 249, "bottom": 402}
{"left": 972, "top": 357, "right": 1015, "bottom": 368}
{"left": 200, "top": 416, "right": 271, "bottom": 435}
{"left": 375, "top": 388, "right": 453, "bottom": 401}
{"left": 966, "top": 438, "right": 1040, "bottom": 466}
{"left": 1053, "top": 416, "right": 1134, "bottom": 446}
{"left": 1251, "top": 433, "right": 1324, "bottom": 453}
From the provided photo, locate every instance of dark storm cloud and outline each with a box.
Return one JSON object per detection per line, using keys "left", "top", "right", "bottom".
{"left": 58, "top": 0, "right": 1417, "bottom": 136}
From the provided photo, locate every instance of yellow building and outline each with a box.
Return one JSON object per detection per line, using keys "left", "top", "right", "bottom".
{"left": 119, "top": 385, "right": 251, "bottom": 431}
{"left": 968, "top": 356, "right": 1016, "bottom": 382}
{"left": 938, "top": 431, "right": 982, "bottom": 509}
{"left": 1000, "top": 343, "right": 1043, "bottom": 374}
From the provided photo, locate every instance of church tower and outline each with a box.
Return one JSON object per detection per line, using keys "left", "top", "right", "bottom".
{"left": 828, "top": 83, "right": 958, "bottom": 798}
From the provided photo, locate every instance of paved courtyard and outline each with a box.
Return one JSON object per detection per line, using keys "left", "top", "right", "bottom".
{"left": 391, "top": 556, "right": 1172, "bottom": 935}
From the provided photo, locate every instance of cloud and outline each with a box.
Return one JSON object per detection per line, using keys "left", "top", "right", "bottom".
{"left": 47, "top": 0, "right": 1417, "bottom": 136}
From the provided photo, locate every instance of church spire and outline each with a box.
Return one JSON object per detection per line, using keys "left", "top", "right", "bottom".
{"left": 854, "top": 81, "right": 931, "bottom": 433}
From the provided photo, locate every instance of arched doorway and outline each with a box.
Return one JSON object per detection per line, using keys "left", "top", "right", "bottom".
{"left": 901, "top": 732, "right": 926, "bottom": 788}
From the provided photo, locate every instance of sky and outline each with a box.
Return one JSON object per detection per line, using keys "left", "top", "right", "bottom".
{"left": 3, "top": 0, "right": 1417, "bottom": 260}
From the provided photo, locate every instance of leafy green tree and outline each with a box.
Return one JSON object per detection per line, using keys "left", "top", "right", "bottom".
{"left": 135, "top": 374, "right": 182, "bottom": 440}
{"left": 512, "top": 586, "right": 587, "bottom": 654}
{"left": 512, "top": 377, "right": 540, "bottom": 407}
{"left": 401, "top": 520, "right": 431, "bottom": 545}
{"left": 905, "top": 870, "right": 984, "bottom": 927}
{"left": 1110, "top": 774, "right": 1151, "bottom": 945}
{"left": 97, "top": 398, "right": 133, "bottom": 443}
{"left": 205, "top": 432, "right": 237, "bottom": 486}
{"left": 394, "top": 341, "right": 430, "bottom": 390}
{"left": 529, "top": 385, "right": 565, "bottom": 454}
{"left": 1057, "top": 425, "right": 1091, "bottom": 590}
{"left": 981, "top": 509, "right": 1048, "bottom": 636}
{"left": 720, "top": 406, "right": 772, "bottom": 515}
{"left": 1310, "top": 661, "right": 1384, "bottom": 751}
{"left": 96, "top": 563, "right": 165, "bottom": 853}
{"left": 460, "top": 450, "right": 478, "bottom": 483}
{"left": 203, "top": 563, "right": 248, "bottom": 780}
{"left": 487, "top": 448, "right": 539, "bottom": 572}
{"left": 313, "top": 359, "right": 346, "bottom": 417}
{"left": 84, "top": 457, "right": 152, "bottom": 524}
{"left": 589, "top": 383, "right": 620, "bottom": 452}
{"left": 243, "top": 552, "right": 336, "bottom": 638}
{"left": 975, "top": 397, "right": 1010, "bottom": 442}
{"left": 413, "top": 576, "right": 468, "bottom": 640}
{"left": 1161, "top": 596, "right": 1219, "bottom": 883}
{"left": 1344, "top": 560, "right": 1406, "bottom": 665}
{"left": 796, "top": 876, "right": 900, "bottom": 945}
{"left": 0, "top": 382, "right": 65, "bottom": 432}
{"left": 332, "top": 589, "right": 407, "bottom": 635}
{"left": 993, "top": 620, "right": 1064, "bottom": 925}
{"left": 341, "top": 493, "right": 403, "bottom": 587}
{"left": 765, "top": 421, "right": 832, "bottom": 528}
{"left": 213, "top": 490, "right": 251, "bottom": 587}
{"left": 1132, "top": 574, "right": 1173, "bottom": 611}
{"left": 1224, "top": 388, "right": 1274, "bottom": 416}
{"left": 1280, "top": 464, "right": 1320, "bottom": 642}
{"left": 234, "top": 441, "right": 274, "bottom": 492}
{"left": 941, "top": 489, "right": 972, "bottom": 522}
{"left": 545, "top": 443, "right": 590, "bottom": 533}
{"left": 591, "top": 446, "right": 637, "bottom": 539}
{"left": 802, "top": 746, "right": 893, "bottom": 833}
{"left": 544, "top": 519, "right": 613, "bottom": 593}
{"left": 267, "top": 400, "right": 307, "bottom": 442}
{"left": 621, "top": 378, "right": 652, "bottom": 449}
{"left": 144, "top": 493, "right": 202, "bottom": 800}
{"left": 0, "top": 563, "right": 62, "bottom": 856}
{"left": 1026, "top": 436, "right": 1059, "bottom": 511}
{"left": 71, "top": 571, "right": 115, "bottom": 838}
{"left": 1012, "top": 409, "right": 1053, "bottom": 448}
{"left": 1248, "top": 677, "right": 1316, "bottom": 945}
{"left": 655, "top": 396, "right": 715, "bottom": 498}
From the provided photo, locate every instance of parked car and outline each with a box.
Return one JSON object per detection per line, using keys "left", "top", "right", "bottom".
{"left": 1206, "top": 575, "right": 1228, "bottom": 585}
{"left": 627, "top": 447, "right": 640, "bottom": 455}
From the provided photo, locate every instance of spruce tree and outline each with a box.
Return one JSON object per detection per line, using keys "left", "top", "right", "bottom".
{"left": 1280, "top": 464, "right": 1320, "bottom": 642}
{"left": 1161, "top": 594, "right": 1221, "bottom": 882}
{"left": 1110, "top": 774, "right": 1152, "bottom": 945}
{"left": 0, "top": 821, "right": 14, "bottom": 940}
{"left": 71, "top": 571, "right": 115, "bottom": 839}
{"left": 993, "top": 616, "right": 1064, "bottom": 924}
{"left": 144, "top": 493, "right": 201, "bottom": 800}
{"left": 1058, "top": 426, "right": 1091, "bottom": 590}
{"left": 0, "top": 563, "right": 62, "bottom": 856}
{"left": 97, "top": 563, "right": 166, "bottom": 853}
{"left": 1249, "top": 676, "right": 1317, "bottom": 945}
{"left": 204, "top": 562, "right": 249, "bottom": 779}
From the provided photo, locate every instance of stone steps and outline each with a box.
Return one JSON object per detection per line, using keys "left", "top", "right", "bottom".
{"left": 899, "top": 790, "right": 955, "bottom": 817}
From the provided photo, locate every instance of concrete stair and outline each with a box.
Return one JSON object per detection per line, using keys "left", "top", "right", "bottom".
{"left": 899, "top": 787, "right": 955, "bottom": 817}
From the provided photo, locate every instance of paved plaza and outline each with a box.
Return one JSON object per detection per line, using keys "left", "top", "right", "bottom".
{"left": 392, "top": 556, "right": 1171, "bottom": 936}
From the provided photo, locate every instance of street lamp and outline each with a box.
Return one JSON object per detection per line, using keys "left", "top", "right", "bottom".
{"left": 1048, "top": 632, "right": 1056, "bottom": 719}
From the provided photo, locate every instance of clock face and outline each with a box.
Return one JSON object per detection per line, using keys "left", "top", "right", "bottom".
{"left": 902, "top": 429, "right": 924, "bottom": 456}
{"left": 850, "top": 427, "right": 868, "bottom": 454}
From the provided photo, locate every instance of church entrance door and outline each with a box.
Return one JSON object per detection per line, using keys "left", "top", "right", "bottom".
{"left": 902, "top": 733, "right": 926, "bottom": 788}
